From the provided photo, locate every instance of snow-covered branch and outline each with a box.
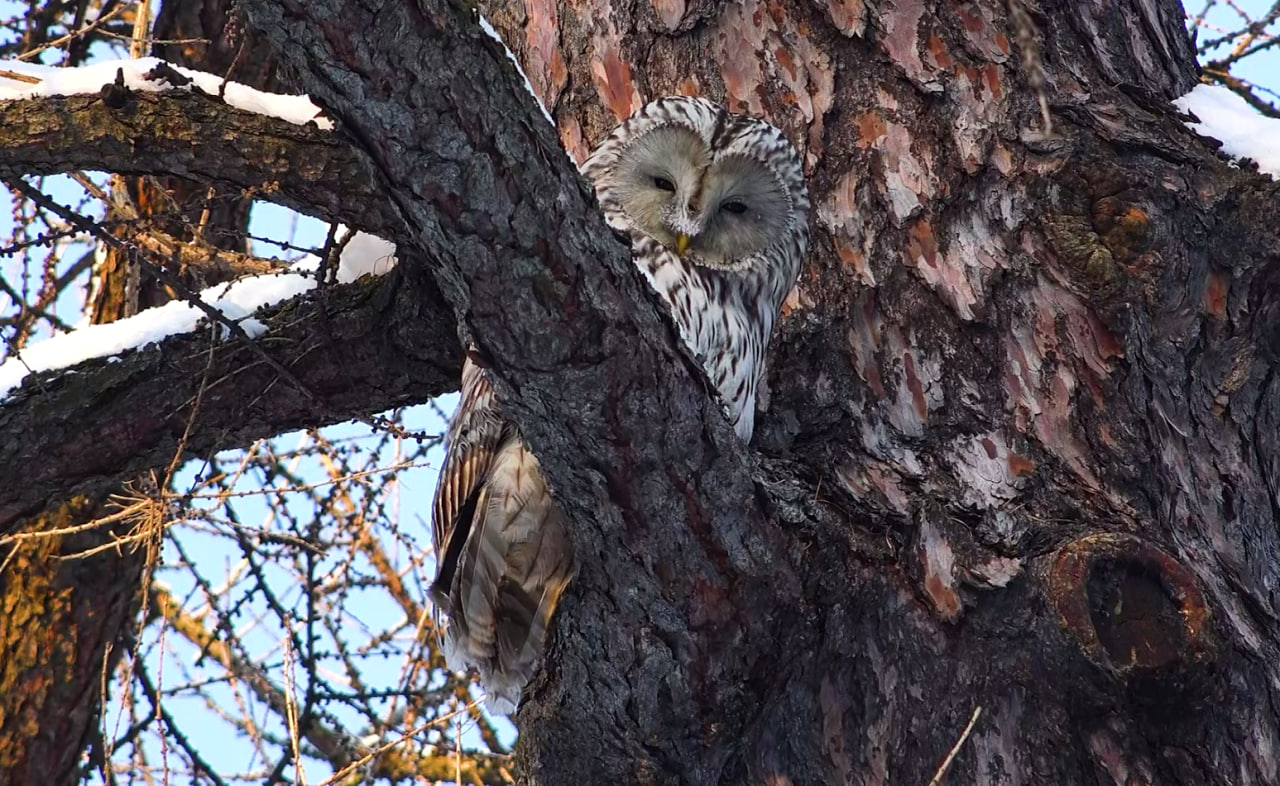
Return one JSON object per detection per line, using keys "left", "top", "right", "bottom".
{"left": 0, "top": 57, "right": 332, "bottom": 128}
{"left": 0, "top": 84, "right": 401, "bottom": 243}
{"left": 0, "top": 232, "right": 397, "bottom": 399}
{"left": 0, "top": 264, "right": 460, "bottom": 527}
{"left": 1175, "top": 84, "right": 1280, "bottom": 179}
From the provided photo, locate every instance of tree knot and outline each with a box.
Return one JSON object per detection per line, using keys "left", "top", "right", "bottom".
{"left": 1048, "top": 534, "right": 1214, "bottom": 674}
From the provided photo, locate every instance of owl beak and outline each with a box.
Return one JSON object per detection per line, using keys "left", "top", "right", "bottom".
{"left": 675, "top": 233, "right": 691, "bottom": 257}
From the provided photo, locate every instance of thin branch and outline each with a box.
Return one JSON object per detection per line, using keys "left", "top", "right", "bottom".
{"left": 925, "top": 706, "right": 983, "bottom": 786}
{"left": 17, "top": 2, "right": 129, "bottom": 62}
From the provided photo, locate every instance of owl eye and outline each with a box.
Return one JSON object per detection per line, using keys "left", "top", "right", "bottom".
{"left": 653, "top": 176, "right": 676, "bottom": 192}
{"left": 721, "top": 201, "right": 748, "bottom": 215}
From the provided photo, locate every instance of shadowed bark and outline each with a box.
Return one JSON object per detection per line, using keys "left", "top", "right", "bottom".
{"left": 4, "top": 0, "right": 1280, "bottom": 783}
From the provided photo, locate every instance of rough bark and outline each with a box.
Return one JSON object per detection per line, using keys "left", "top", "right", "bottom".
{"left": 0, "top": 496, "right": 146, "bottom": 785}
{"left": 3, "top": 0, "right": 1279, "bottom": 783}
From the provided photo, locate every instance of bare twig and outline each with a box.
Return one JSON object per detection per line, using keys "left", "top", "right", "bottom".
{"left": 18, "top": 3, "right": 129, "bottom": 62}
{"left": 0, "top": 67, "right": 41, "bottom": 83}
{"left": 925, "top": 705, "right": 983, "bottom": 786}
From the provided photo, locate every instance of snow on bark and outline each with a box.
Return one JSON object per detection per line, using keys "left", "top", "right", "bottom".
{"left": 0, "top": 57, "right": 332, "bottom": 129}
{"left": 1175, "top": 84, "right": 1280, "bottom": 179}
{"left": 478, "top": 16, "right": 555, "bottom": 125}
{"left": 0, "top": 233, "right": 395, "bottom": 399}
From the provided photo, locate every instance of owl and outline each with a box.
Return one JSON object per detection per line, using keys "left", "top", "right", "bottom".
{"left": 430, "top": 96, "right": 810, "bottom": 712}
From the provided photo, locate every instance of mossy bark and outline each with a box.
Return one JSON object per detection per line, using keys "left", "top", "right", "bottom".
{"left": 0, "top": 497, "right": 144, "bottom": 786}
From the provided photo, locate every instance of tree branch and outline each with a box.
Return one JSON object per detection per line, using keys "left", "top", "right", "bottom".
{"left": 0, "top": 87, "right": 457, "bottom": 326}
{"left": 0, "top": 90, "right": 399, "bottom": 240}
{"left": 0, "top": 271, "right": 460, "bottom": 527}
{"left": 0, "top": 84, "right": 473, "bottom": 527}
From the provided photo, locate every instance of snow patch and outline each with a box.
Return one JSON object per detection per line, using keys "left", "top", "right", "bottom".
{"left": 1174, "top": 84, "right": 1280, "bottom": 179}
{"left": 0, "top": 57, "right": 333, "bottom": 130}
{"left": 336, "top": 231, "right": 398, "bottom": 282}
{"left": 0, "top": 232, "right": 397, "bottom": 400}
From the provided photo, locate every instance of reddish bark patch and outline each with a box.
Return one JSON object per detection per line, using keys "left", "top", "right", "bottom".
{"left": 524, "top": 0, "right": 569, "bottom": 109}
{"left": 907, "top": 219, "right": 938, "bottom": 268}
{"left": 925, "top": 32, "right": 952, "bottom": 69}
{"left": 824, "top": 0, "right": 866, "bottom": 37}
{"left": 591, "top": 40, "right": 641, "bottom": 120}
{"left": 918, "top": 517, "right": 961, "bottom": 620}
{"left": 956, "top": 2, "right": 1009, "bottom": 63}
{"left": 836, "top": 238, "right": 871, "bottom": 283}
{"left": 676, "top": 75, "right": 701, "bottom": 96}
{"left": 1007, "top": 452, "right": 1035, "bottom": 477}
{"left": 982, "top": 63, "right": 1003, "bottom": 99}
{"left": 847, "top": 294, "right": 886, "bottom": 398}
{"left": 774, "top": 46, "right": 797, "bottom": 80}
{"left": 855, "top": 112, "right": 887, "bottom": 148}
{"left": 1204, "top": 270, "right": 1229, "bottom": 318}
{"left": 818, "top": 171, "right": 876, "bottom": 285}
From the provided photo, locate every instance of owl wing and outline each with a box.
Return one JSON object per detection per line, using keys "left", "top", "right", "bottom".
{"left": 430, "top": 352, "right": 508, "bottom": 602}
{"left": 429, "top": 352, "right": 575, "bottom": 713}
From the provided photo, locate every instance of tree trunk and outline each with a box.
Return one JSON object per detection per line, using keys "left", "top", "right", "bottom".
{"left": 389, "top": 0, "right": 1278, "bottom": 782}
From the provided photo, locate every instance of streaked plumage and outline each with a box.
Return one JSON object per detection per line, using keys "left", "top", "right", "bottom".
{"left": 430, "top": 96, "right": 809, "bottom": 712}
{"left": 583, "top": 96, "right": 810, "bottom": 439}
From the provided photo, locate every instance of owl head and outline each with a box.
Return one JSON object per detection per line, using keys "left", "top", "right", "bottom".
{"left": 583, "top": 96, "right": 810, "bottom": 282}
